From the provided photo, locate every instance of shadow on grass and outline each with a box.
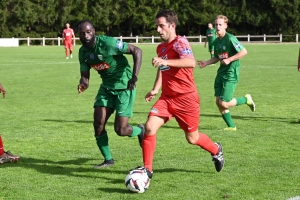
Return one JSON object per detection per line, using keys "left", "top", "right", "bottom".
{"left": 201, "top": 113, "right": 295, "bottom": 123}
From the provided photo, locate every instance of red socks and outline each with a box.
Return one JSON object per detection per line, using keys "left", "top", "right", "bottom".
{"left": 142, "top": 134, "right": 156, "bottom": 172}
{"left": 0, "top": 135, "right": 4, "bottom": 155}
{"left": 195, "top": 133, "right": 218, "bottom": 155}
{"left": 65, "top": 49, "right": 69, "bottom": 57}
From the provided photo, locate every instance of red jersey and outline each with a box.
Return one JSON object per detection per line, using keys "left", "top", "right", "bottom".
{"left": 62, "top": 28, "right": 74, "bottom": 41}
{"left": 157, "top": 36, "right": 196, "bottom": 97}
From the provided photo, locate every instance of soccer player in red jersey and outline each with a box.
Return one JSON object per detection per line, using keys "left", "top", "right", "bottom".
{"left": 62, "top": 23, "right": 75, "bottom": 59}
{"left": 0, "top": 83, "right": 20, "bottom": 164}
{"left": 133, "top": 9, "right": 225, "bottom": 181}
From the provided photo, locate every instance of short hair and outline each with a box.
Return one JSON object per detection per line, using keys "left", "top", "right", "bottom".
{"left": 156, "top": 9, "right": 178, "bottom": 26}
{"left": 77, "top": 19, "right": 94, "bottom": 29}
{"left": 216, "top": 15, "right": 228, "bottom": 24}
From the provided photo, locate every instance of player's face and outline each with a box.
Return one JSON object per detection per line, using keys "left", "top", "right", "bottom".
{"left": 66, "top": 23, "right": 70, "bottom": 28}
{"left": 208, "top": 23, "right": 213, "bottom": 29}
{"left": 78, "top": 22, "right": 96, "bottom": 49}
{"left": 155, "top": 17, "right": 176, "bottom": 42}
{"left": 215, "top": 18, "right": 227, "bottom": 37}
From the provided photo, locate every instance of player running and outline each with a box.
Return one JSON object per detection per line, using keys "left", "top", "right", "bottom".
{"left": 198, "top": 15, "right": 255, "bottom": 131}
{"left": 77, "top": 20, "right": 144, "bottom": 168}
{"left": 132, "top": 9, "right": 225, "bottom": 181}
{"left": 62, "top": 23, "right": 75, "bottom": 59}
{"left": 204, "top": 22, "right": 217, "bottom": 59}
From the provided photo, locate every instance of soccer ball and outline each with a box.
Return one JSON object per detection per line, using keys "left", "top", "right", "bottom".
{"left": 125, "top": 168, "right": 150, "bottom": 193}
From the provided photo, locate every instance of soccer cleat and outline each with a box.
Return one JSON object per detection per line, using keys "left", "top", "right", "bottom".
{"left": 94, "top": 159, "right": 114, "bottom": 169}
{"left": 212, "top": 143, "right": 225, "bottom": 172}
{"left": 66, "top": 57, "right": 69, "bottom": 59}
{"left": 223, "top": 126, "right": 237, "bottom": 131}
{"left": 132, "top": 166, "right": 153, "bottom": 179}
{"left": 0, "top": 151, "right": 20, "bottom": 164}
{"left": 70, "top": 54, "right": 73, "bottom": 58}
{"left": 245, "top": 94, "right": 256, "bottom": 112}
{"left": 137, "top": 124, "right": 145, "bottom": 148}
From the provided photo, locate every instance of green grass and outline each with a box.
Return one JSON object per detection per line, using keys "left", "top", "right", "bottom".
{"left": 0, "top": 43, "right": 300, "bottom": 200}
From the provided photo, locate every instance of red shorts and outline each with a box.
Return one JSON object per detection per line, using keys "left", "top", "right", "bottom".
{"left": 64, "top": 40, "right": 73, "bottom": 49}
{"left": 148, "top": 91, "right": 200, "bottom": 133}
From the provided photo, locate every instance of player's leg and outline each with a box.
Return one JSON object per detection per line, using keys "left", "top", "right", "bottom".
{"left": 142, "top": 115, "right": 166, "bottom": 175}
{"left": 209, "top": 45, "right": 215, "bottom": 59}
{"left": 0, "top": 135, "right": 20, "bottom": 164}
{"left": 65, "top": 44, "right": 69, "bottom": 59}
{"left": 113, "top": 88, "right": 144, "bottom": 147}
{"left": 141, "top": 97, "right": 171, "bottom": 176}
{"left": 69, "top": 42, "right": 73, "bottom": 58}
{"left": 215, "top": 78, "right": 237, "bottom": 130}
{"left": 172, "top": 92, "right": 224, "bottom": 172}
{"left": 93, "top": 106, "right": 115, "bottom": 168}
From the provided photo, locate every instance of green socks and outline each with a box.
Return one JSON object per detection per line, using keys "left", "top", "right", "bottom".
{"left": 129, "top": 125, "right": 142, "bottom": 137}
{"left": 95, "top": 131, "right": 112, "bottom": 161}
{"left": 236, "top": 97, "right": 247, "bottom": 106}
{"left": 222, "top": 112, "right": 235, "bottom": 128}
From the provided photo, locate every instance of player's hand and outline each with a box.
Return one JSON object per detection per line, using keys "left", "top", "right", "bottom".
{"left": 197, "top": 60, "right": 207, "bottom": 68}
{"left": 0, "top": 89, "right": 6, "bottom": 98}
{"left": 127, "top": 75, "right": 137, "bottom": 90}
{"left": 145, "top": 90, "right": 158, "bottom": 102}
{"left": 221, "top": 58, "right": 231, "bottom": 65}
{"left": 78, "top": 84, "right": 88, "bottom": 94}
{"left": 152, "top": 57, "right": 167, "bottom": 68}
{"left": 204, "top": 44, "right": 206, "bottom": 48}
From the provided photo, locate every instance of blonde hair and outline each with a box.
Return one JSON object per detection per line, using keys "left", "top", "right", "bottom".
{"left": 216, "top": 15, "right": 228, "bottom": 24}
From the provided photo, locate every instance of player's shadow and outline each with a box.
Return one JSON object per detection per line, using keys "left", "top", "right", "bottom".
{"left": 98, "top": 167, "right": 208, "bottom": 194}
{"left": 201, "top": 113, "right": 293, "bottom": 123}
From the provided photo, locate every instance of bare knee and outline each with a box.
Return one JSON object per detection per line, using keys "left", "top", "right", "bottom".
{"left": 94, "top": 121, "right": 105, "bottom": 136}
{"left": 185, "top": 132, "right": 199, "bottom": 145}
{"left": 114, "top": 125, "right": 128, "bottom": 136}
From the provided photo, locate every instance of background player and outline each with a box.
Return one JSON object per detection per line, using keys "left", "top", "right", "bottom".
{"left": 0, "top": 83, "right": 20, "bottom": 164}
{"left": 133, "top": 9, "right": 225, "bottom": 181}
{"left": 204, "top": 22, "right": 217, "bottom": 59}
{"left": 0, "top": 83, "right": 6, "bottom": 98}
{"left": 77, "top": 20, "right": 144, "bottom": 168}
{"left": 198, "top": 15, "right": 255, "bottom": 131}
{"left": 62, "top": 23, "right": 75, "bottom": 59}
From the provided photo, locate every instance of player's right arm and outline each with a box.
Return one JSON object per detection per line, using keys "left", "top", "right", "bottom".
{"left": 78, "top": 71, "right": 90, "bottom": 94}
{"left": 197, "top": 57, "right": 220, "bottom": 68}
{"left": 78, "top": 49, "right": 91, "bottom": 94}
{"left": 145, "top": 68, "right": 162, "bottom": 102}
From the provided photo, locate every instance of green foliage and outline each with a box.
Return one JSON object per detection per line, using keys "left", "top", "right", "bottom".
{"left": 0, "top": 44, "right": 300, "bottom": 199}
{"left": 0, "top": 0, "right": 299, "bottom": 37}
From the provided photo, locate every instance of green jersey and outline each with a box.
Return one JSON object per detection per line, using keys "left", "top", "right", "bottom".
{"left": 206, "top": 28, "right": 217, "bottom": 44}
{"left": 79, "top": 35, "right": 132, "bottom": 90}
{"left": 213, "top": 32, "right": 245, "bottom": 82}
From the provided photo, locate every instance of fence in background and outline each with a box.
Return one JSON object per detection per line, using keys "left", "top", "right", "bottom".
{"left": 2, "top": 34, "right": 299, "bottom": 46}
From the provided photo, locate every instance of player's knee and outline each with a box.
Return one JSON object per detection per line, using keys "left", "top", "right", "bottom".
{"left": 186, "top": 136, "right": 198, "bottom": 145}
{"left": 144, "top": 122, "right": 156, "bottom": 135}
{"left": 114, "top": 125, "right": 127, "bottom": 136}
{"left": 93, "top": 122, "right": 105, "bottom": 136}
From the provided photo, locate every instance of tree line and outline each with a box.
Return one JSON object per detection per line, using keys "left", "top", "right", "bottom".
{"left": 0, "top": 0, "right": 299, "bottom": 39}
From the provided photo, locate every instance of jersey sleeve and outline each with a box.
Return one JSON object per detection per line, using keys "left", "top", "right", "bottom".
{"left": 230, "top": 35, "right": 244, "bottom": 53}
{"left": 78, "top": 48, "right": 91, "bottom": 72}
{"left": 104, "top": 36, "right": 128, "bottom": 55}
{"left": 173, "top": 37, "right": 194, "bottom": 59}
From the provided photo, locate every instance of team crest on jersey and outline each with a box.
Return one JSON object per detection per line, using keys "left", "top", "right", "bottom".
{"left": 116, "top": 41, "right": 124, "bottom": 50}
{"left": 223, "top": 46, "right": 226, "bottom": 50}
{"left": 98, "top": 55, "right": 103, "bottom": 60}
{"left": 90, "top": 53, "right": 94, "bottom": 59}
{"left": 161, "top": 47, "right": 166, "bottom": 53}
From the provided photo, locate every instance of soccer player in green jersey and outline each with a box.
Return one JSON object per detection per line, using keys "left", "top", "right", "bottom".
{"left": 77, "top": 20, "right": 144, "bottom": 168}
{"left": 197, "top": 15, "right": 256, "bottom": 131}
{"left": 204, "top": 23, "right": 217, "bottom": 58}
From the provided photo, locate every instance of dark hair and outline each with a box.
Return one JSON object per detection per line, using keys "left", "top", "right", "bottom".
{"left": 77, "top": 19, "right": 94, "bottom": 29}
{"left": 155, "top": 9, "right": 178, "bottom": 26}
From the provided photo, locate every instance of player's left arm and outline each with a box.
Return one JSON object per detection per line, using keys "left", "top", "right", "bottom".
{"left": 126, "top": 44, "right": 142, "bottom": 90}
{"left": 222, "top": 39, "right": 247, "bottom": 65}
{"left": 72, "top": 29, "right": 76, "bottom": 45}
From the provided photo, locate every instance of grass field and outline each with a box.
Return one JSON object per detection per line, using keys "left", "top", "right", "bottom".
{"left": 0, "top": 43, "right": 299, "bottom": 200}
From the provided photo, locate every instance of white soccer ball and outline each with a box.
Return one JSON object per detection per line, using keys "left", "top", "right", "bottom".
{"left": 125, "top": 168, "right": 150, "bottom": 193}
